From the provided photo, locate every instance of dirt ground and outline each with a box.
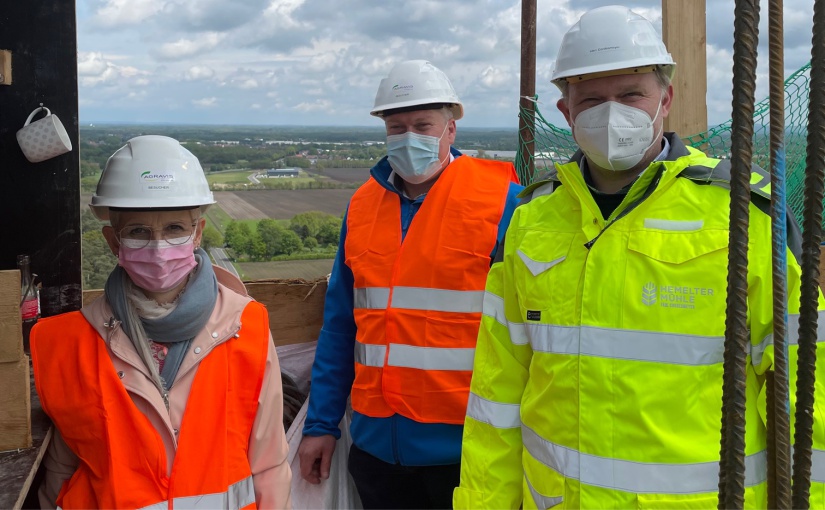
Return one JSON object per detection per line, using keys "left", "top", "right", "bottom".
{"left": 219, "top": 189, "right": 355, "bottom": 219}
{"left": 213, "top": 192, "right": 269, "bottom": 220}
{"left": 237, "top": 259, "right": 334, "bottom": 280}
{"left": 308, "top": 167, "right": 371, "bottom": 184}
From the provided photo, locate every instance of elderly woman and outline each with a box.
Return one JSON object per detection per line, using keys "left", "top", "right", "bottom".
{"left": 30, "top": 135, "right": 292, "bottom": 509}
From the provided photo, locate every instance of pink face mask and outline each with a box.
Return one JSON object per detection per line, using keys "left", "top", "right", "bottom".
{"left": 118, "top": 237, "right": 197, "bottom": 293}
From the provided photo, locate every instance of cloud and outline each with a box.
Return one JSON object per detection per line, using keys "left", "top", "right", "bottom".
{"left": 236, "top": 78, "right": 259, "bottom": 90}
{"left": 185, "top": 65, "right": 216, "bottom": 81}
{"left": 77, "top": 51, "right": 149, "bottom": 87}
{"left": 76, "top": 0, "right": 819, "bottom": 128}
{"left": 478, "top": 66, "right": 513, "bottom": 90}
{"left": 156, "top": 33, "right": 225, "bottom": 60}
{"left": 192, "top": 97, "right": 218, "bottom": 107}
{"left": 93, "top": 0, "right": 163, "bottom": 28}
{"left": 293, "top": 99, "right": 333, "bottom": 112}
{"left": 161, "top": 0, "right": 271, "bottom": 31}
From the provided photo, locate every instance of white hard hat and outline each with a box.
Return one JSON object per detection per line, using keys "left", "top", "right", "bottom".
{"left": 90, "top": 135, "right": 215, "bottom": 221}
{"left": 370, "top": 60, "right": 464, "bottom": 120}
{"left": 551, "top": 5, "right": 675, "bottom": 87}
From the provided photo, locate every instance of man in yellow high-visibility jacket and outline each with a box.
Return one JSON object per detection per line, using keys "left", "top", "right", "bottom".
{"left": 454, "top": 5, "right": 825, "bottom": 509}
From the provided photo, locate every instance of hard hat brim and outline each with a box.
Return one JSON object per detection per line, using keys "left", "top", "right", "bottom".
{"left": 371, "top": 100, "right": 463, "bottom": 120}
{"left": 552, "top": 61, "right": 676, "bottom": 85}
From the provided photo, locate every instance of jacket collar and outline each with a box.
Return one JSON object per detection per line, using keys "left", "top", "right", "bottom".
{"left": 82, "top": 266, "right": 254, "bottom": 377}
{"left": 556, "top": 132, "right": 705, "bottom": 222}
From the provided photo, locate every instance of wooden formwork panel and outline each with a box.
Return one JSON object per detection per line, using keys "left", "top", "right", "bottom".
{"left": 83, "top": 278, "right": 327, "bottom": 346}
{"left": 245, "top": 278, "right": 327, "bottom": 346}
{"left": 0, "top": 357, "right": 31, "bottom": 451}
{"left": 0, "top": 271, "right": 23, "bottom": 363}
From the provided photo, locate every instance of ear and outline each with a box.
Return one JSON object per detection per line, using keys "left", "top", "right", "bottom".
{"left": 102, "top": 226, "right": 119, "bottom": 257}
{"left": 446, "top": 118, "right": 457, "bottom": 145}
{"left": 193, "top": 217, "right": 207, "bottom": 248}
{"left": 660, "top": 84, "right": 674, "bottom": 119}
{"left": 557, "top": 98, "right": 573, "bottom": 127}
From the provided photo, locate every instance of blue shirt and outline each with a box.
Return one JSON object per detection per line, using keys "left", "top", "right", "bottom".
{"left": 304, "top": 148, "right": 524, "bottom": 466}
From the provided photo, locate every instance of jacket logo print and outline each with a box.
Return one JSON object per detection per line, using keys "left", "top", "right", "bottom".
{"left": 642, "top": 282, "right": 657, "bottom": 306}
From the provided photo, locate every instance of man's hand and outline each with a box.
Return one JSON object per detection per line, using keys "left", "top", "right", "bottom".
{"left": 298, "top": 434, "right": 337, "bottom": 484}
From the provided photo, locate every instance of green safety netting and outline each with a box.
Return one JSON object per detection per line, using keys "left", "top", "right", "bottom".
{"left": 517, "top": 61, "right": 814, "bottom": 228}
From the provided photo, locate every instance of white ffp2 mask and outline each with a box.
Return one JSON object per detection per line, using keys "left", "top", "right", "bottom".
{"left": 573, "top": 100, "right": 662, "bottom": 171}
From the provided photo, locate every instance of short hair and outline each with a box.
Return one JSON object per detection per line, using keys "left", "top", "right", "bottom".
{"left": 558, "top": 66, "right": 672, "bottom": 100}
{"left": 439, "top": 106, "right": 455, "bottom": 122}
{"left": 381, "top": 104, "right": 457, "bottom": 123}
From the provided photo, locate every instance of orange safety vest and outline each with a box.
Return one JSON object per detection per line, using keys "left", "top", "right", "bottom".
{"left": 31, "top": 302, "right": 270, "bottom": 510}
{"left": 345, "top": 156, "right": 515, "bottom": 424}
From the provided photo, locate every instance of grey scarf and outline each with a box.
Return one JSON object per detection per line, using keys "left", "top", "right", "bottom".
{"left": 105, "top": 249, "right": 218, "bottom": 390}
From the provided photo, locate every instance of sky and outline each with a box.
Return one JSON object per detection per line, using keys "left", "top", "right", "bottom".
{"left": 76, "top": 0, "right": 816, "bottom": 128}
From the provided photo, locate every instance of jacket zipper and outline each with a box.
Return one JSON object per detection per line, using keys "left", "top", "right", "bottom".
{"left": 583, "top": 165, "right": 665, "bottom": 250}
{"left": 106, "top": 318, "right": 178, "bottom": 444}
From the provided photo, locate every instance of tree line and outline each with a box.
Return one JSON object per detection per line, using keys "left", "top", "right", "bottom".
{"left": 224, "top": 211, "right": 342, "bottom": 262}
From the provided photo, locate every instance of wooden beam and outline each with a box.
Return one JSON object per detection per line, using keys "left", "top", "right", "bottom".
{"left": 0, "top": 50, "right": 11, "bottom": 86}
{"left": 662, "top": 0, "right": 708, "bottom": 137}
{"left": 518, "top": 0, "right": 536, "bottom": 183}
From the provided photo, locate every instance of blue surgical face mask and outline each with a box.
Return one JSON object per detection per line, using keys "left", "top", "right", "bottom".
{"left": 386, "top": 125, "right": 449, "bottom": 185}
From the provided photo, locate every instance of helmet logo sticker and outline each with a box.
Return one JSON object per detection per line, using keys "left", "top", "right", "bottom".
{"left": 392, "top": 83, "right": 414, "bottom": 99}
{"left": 141, "top": 171, "right": 175, "bottom": 191}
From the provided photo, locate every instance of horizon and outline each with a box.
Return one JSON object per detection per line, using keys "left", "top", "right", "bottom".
{"left": 80, "top": 121, "right": 521, "bottom": 131}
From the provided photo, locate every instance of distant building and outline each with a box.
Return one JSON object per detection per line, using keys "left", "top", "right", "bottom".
{"left": 459, "top": 149, "right": 518, "bottom": 160}
{"left": 265, "top": 168, "right": 300, "bottom": 178}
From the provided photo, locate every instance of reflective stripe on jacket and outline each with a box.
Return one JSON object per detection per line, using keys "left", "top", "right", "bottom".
{"left": 455, "top": 135, "right": 825, "bottom": 509}
{"left": 345, "top": 155, "right": 515, "bottom": 424}
{"left": 31, "top": 302, "right": 269, "bottom": 510}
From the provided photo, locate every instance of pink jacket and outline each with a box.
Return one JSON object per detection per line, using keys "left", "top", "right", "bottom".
{"left": 38, "top": 266, "right": 292, "bottom": 509}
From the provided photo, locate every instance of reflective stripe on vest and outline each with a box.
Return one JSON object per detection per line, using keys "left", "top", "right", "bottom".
{"left": 132, "top": 476, "right": 255, "bottom": 510}
{"left": 355, "top": 341, "right": 475, "bottom": 371}
{"left": 355, "top": 286, "right": 484, "bottom": 313}
{"left": 527, "top": 324, "right": 724, "bottom": 366}
{"left": 752, "top": 311, "right": 825, "bottom": 366}
{"left": 388, "top": 344, "right": 475, "bottom": 370}
{"left": 353, "top": 287, "right": 390, "bottom": 309}
{"left": 523, "top": 424, "right": 766, "bottom": 494}
{"left": 345, "top": 156, "right": 515, "bottom": 423}
{"left": 466, "top": 391, "right": 520, "bottom": 429}
{"left": 526, "top": 475, "right": 563, "bottom": 509}
{"left": 482, "top": 291, "right": 529, "bottom": 345}
{"left": 813, "top": 449, "right": 825, "bottom": 483}
{"left": 355, "top": 341, "right": 386, "bottom": 367}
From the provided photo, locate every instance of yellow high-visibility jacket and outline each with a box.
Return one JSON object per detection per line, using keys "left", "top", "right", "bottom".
{"left": 454, "top": 136, "right": 825, "bottom": 509}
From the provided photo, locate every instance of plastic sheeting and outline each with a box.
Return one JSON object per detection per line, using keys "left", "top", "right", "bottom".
{"left": 286, "top": 398, "right": 363, "bottom": 510}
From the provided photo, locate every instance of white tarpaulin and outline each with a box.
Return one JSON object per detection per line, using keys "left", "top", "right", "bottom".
{"left": 287, "top": 398, "right": 363, "bottom": 510}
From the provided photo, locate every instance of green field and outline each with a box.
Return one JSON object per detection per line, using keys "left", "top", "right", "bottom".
{"left": 206, "top": 170, "right": 256, "bottom": 184}
{"left": 204, "top": 204, "right": 234, "bottom": 234}
{"left": 207, "top": 170, "right": 318, "bottom": 184}
{"left": 236, "top": 259, "right": 334, "bottom": 280}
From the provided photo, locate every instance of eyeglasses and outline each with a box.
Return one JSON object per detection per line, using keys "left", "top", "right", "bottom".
{"left": 116, "top": 222, "right": 198, "bottom": 249}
